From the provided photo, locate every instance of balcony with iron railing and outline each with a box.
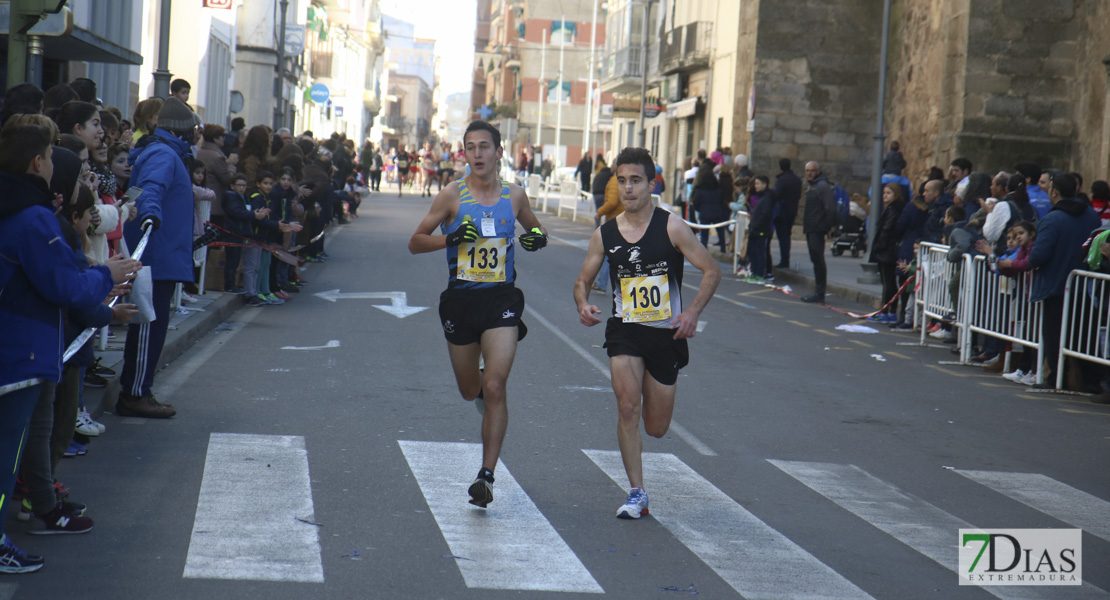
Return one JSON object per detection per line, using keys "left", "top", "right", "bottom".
{"left": 659, "top": 21, "right": 712, "bottom": 75}
{"left": 599, "top": 45, "right": 644, "bottom": 94}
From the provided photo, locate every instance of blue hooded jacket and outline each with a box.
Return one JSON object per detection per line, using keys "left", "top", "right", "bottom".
{"left": 123, "top": 129, "right": 194, "bottom": 282}
{"left": 1028, "top": 197, "right": 1100, "bottom": 302}
{"left": 0, "top": 173, "right": 114, "bottom": 388}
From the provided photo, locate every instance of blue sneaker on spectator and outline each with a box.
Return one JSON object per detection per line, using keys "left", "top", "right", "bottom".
{"left": 63, "top": 440, "right": 87, "bottom": 457}
{"left": 0, "top": 534, "right": 43, "bottom": 573}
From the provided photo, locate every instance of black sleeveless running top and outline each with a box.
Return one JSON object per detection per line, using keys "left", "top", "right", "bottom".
{"left": 600, "top": 207, "right": 684, "bottom": 329}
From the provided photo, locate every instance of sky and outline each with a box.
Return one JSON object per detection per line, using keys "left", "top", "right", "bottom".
{"left": 380, "top": 0, "right": 477, "bottom": 98}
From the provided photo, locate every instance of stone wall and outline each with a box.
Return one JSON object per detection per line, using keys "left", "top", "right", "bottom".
{"left": 745, "top": 0, "right": 882, "bottom": 192}
{"left": 885, "top": 0, "right": 967, "bottom": 184}
{"left": 1073, "top": 0, "right": 1110, "bottom": 183}
{"left": 887, "top": 0, "right": 1110, "bottom": 185}
{"left": 729, "top": 0, "right": 760, "bottom": 172}
{"left": 952, "top": 0, "right": 1079, "bottom": 175}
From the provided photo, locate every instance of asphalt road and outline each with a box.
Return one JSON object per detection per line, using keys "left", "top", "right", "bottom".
{"left": 5, "top": 190, "right": 1108, "bottom": 599}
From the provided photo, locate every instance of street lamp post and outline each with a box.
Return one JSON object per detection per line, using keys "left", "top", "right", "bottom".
{"left": 554, "top": 16, "right": 564, "bottom": 169}
{"left": 536, "top": 29, "right": 546, "bottom": 164}
{"left": 866, "top": 0, "right": 892, "bottom": 254}
{"left": 582, "top": 0, "right": 599, "bottom": 159}
{"left": 152, "top": 0, "right": 173, "bottom": 98}
{"left": 637, "top": 0, "right": 655, "bottom": 148}
{"left": 274, "top": 0, "right": 289, "bottom": 130}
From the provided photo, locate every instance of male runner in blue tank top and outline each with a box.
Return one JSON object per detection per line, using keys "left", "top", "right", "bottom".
{"left": 409, "top": 121, "right": 549, "bottom": 508}
{"left": 573, "top": 147, "right": 721, "bottom": 519}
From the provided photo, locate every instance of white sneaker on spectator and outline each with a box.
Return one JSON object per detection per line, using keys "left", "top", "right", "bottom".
{"left": 1002, "top": 370, "right": 1026, "bottom": 382}
{"left": 181, "top": 292, "right": 199, "bottom": 304}
{"left": 929, "top": 328, "right": 947, "bottom": 339}
{"left": 81, "top": 410, "right": 106, "bottom": 434}
{"left": 1017, "top": 372, "right": 1037, "bottom": 386}
{"left": 75, "top": 411, "right": 100, "bottom": 437}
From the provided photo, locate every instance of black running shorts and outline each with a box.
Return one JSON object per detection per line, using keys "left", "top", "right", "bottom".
{"left": 603, "top": 317, "right": 689, "bottom": 386}
{"left": 439, "top": 285, "right": 528, "bottom": 346}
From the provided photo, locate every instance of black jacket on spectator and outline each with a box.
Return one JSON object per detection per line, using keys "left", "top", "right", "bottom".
{"left": 692, "top": 183, "right": 728, "bottom": 221}
{"left": 922, "top": 193, "right": 954, "bottom": 243}
{"left": 749, "top": 188, "right": 778, "bottom": 234}
{"left": 221, "top": 190, "right": 253, "bottom": 238}
{"left": 869, "top": 198, "right": 907, "bottom": 264}
{"left": 775, "top": 169, "right": 803, "bottom": 220}
{"left": 591, "top": 167, "right": 612, "bottom": 195}
{"left": 802, "top": 174, "right": 837, "bottom": 234}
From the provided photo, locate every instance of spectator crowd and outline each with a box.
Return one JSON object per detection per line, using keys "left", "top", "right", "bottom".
{"left": 665, "top": 137, "right": 1110, "bottom": 405}
{"left": 0, "top": 75, "right": 377, "bottom": 572}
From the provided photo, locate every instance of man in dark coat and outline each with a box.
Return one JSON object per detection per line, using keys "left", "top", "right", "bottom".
{"left": 800, "top": 161, "right": 838, "bottom": 303}
{"left": 772, "top": 158, "right": 802, "bottom": 268}
{"left": 574, "top": 154, "right": 592, "bottom": 193}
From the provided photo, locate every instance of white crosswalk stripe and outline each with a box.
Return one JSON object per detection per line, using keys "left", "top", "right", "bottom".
{"left": 770, "top": 460, "right": 1109, "bottom": 599}
{"left": 585, "top": 450, "right": 875, "bottom": 600}
{"left": 398, "top": 440, "right": 604, "bottom": 593}
{"left": 183, "top": 433, "right": 323, "bottom": 582}
{"left": 955, "top": 470, "right": 1110, "bottom": 543}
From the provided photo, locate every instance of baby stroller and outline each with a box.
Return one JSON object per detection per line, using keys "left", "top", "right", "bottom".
{"left": 831, "top": 215, "right": 867, "bottom": 257}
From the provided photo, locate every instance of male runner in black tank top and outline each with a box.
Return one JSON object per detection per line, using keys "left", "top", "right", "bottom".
{"left": 573, "top": 147, "right": 721, "bottom": 519}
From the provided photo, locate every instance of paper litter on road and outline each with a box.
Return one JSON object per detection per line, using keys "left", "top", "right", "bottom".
{"left": 836, "top": 324, "right": 879, "bottom": 334}
{"left": 870, "top": 354, "right": 887, "bottom": 362}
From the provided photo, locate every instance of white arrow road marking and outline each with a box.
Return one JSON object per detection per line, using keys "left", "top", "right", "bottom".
{"left": 399, "top": 441, "right": 604, "bottom": 593}
{"left": 281, "top": 340, "right": 341, "bottom": 351}
{"left": 184, "top": 434, "right": 323, "bottom": 582}
{"left": 312, "top": 289, "right": 429, "bottom": 318}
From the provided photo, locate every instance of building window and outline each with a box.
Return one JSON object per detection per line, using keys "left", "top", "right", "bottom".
{"left": 650, "top": 125, "right": 659, "bottom": 158}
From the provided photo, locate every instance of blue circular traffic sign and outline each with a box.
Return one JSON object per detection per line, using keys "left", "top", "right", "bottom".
{"left": 309, "top": 83, "right": 330, "bottom": 104}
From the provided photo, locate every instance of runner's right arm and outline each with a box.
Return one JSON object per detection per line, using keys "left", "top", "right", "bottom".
{"left": 408, "top": 182, "right": 459, "bottom": 254}
{"left": 574, "top": 227, "right": 606, "bottom": 326}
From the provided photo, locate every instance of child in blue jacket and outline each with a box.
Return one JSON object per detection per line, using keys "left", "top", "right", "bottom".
{"left": 0, "top": 119, "right": 139, "bottom": 572}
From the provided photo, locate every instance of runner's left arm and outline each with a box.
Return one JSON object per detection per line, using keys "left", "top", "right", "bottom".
{"left": 512, "top": 186, "right": 547, "bottom": 236}
{"left": 667, "top": 213, "right": 721, "bottom": 340}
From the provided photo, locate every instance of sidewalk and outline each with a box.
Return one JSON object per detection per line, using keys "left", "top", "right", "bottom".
{"left": 85, "top": 291, "right": 244, "bottom": 419}
{"left": 732, "top": 238, "right": 884, "bottom": 309}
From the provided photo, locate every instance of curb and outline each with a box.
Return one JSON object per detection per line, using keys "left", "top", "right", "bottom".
{"left": 86, "top": 292, "right": 245, "bottom": 419}
{"left": 767, "top": 267, "right": 883, "bottom": 308}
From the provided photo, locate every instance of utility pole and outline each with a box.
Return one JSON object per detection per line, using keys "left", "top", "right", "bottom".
{"left": 554, "top": 16, "right": 564, "bottom": 169}
{"left": 152, "top": 0, "right": 173, "bottom": 98}
{"left": 273, "top": 0, "right": 289, "bottom": 130}
{"left": 582, "top": 0, "right": 599, "bottom": 159}
{"left": 866, "top": 0, "right": 892, "bottom": 254}
{"left": 637, "top": 0, "right": 653, "bottom": 147}
{"left": 536, "top": 29, "right": 545, "bottom": 163}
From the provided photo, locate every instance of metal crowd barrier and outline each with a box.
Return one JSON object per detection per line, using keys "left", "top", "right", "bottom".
{"left": 961, "top": 254, "right": 1043, "bottom": 380}
{"left": 1057, "top": 269, "right": 1110, "bottom": 390}
{"left": 916, "top": 243, "right": 959, "bottom": 345}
